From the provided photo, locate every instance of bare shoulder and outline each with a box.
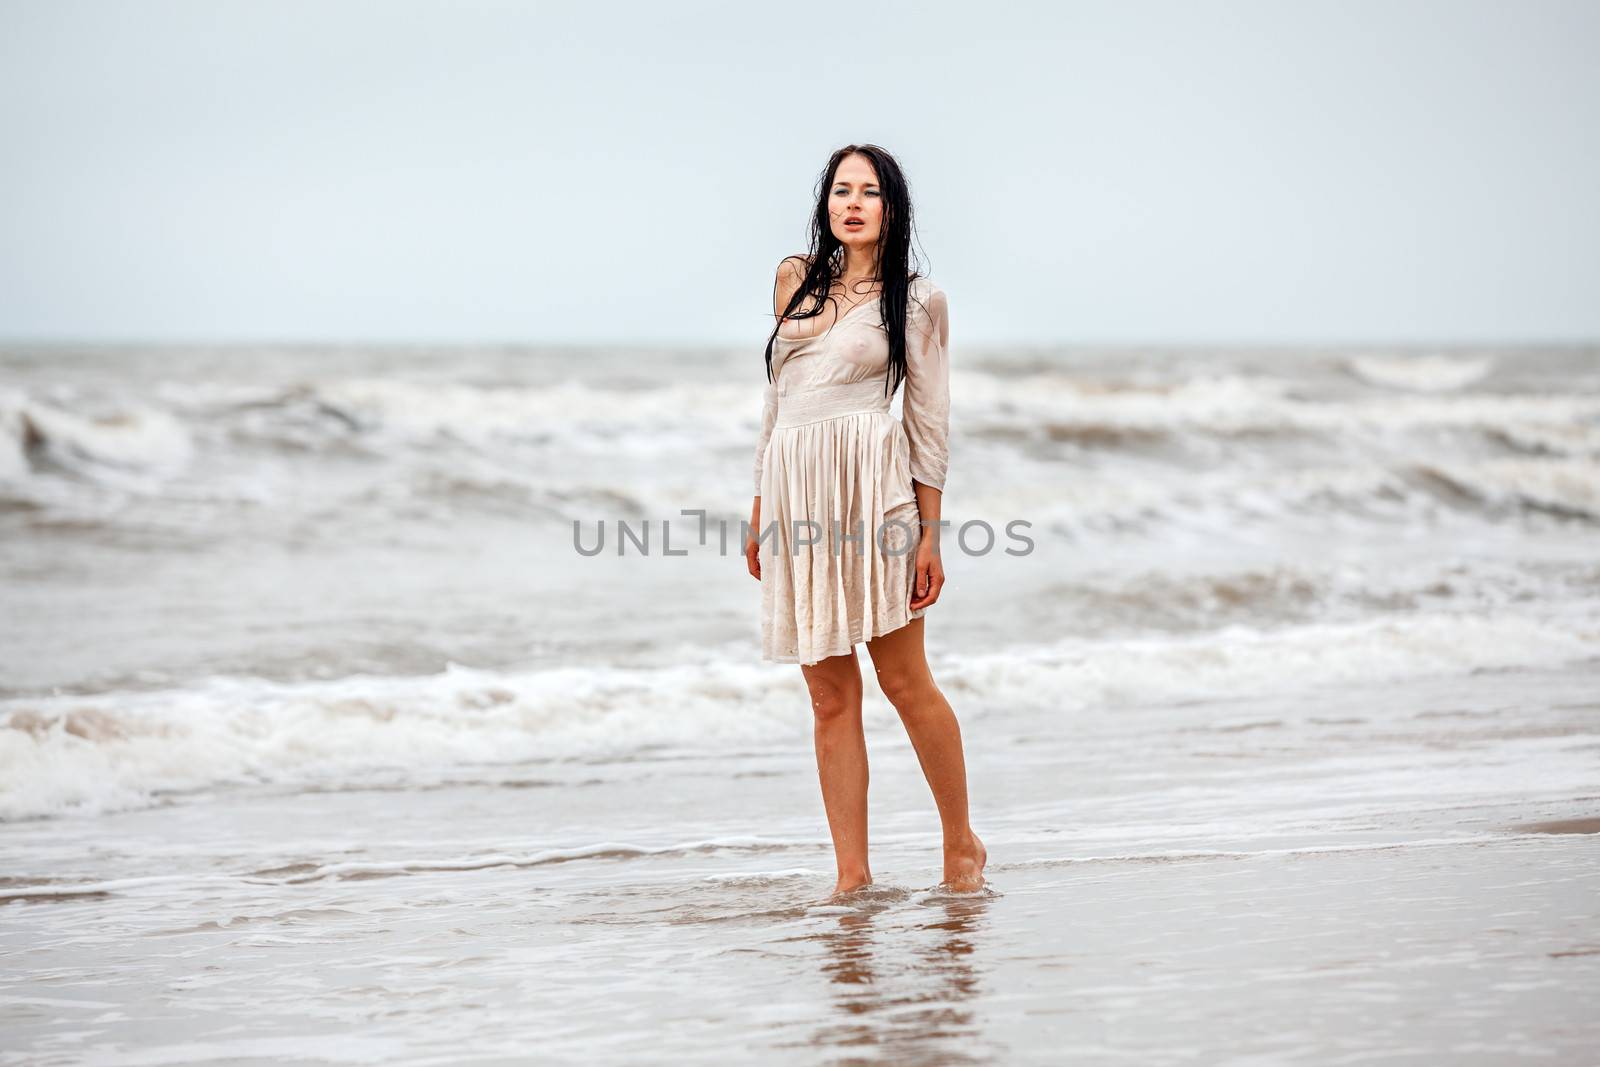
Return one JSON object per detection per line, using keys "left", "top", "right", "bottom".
{"left": 776, "top": 254, "right": 812, "bottom": 291}
{"left": 773, "top": 254, "right": 812, "bottom": 316}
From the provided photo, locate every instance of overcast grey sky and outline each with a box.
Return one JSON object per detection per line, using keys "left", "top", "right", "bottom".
{"left": 2, "top": 0, "right": 1596, "bottom": 345}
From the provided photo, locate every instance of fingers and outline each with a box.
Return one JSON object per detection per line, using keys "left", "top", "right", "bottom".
{"left": 909, "top": 560, "right": 944, "bottom": 610}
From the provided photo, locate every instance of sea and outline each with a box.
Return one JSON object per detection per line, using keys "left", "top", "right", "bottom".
{"left": 2, "top": 341, "right": 1598, "bottom": 1064}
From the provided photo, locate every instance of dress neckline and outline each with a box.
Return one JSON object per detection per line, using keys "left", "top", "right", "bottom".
{"left": 775, "top": 292, "right": 880, "bottom": 347}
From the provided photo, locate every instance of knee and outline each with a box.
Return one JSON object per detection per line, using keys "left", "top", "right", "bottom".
{"left": 807, "top": 679, "right": 861, "bottom": 724}
{"left": 875, "top": 668, "right": 933, "bottom": 713}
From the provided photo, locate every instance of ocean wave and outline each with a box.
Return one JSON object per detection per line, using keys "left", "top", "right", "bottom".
{"left": 962, "top": 456, "right": 1600, "bottom": 542}
{"left": 1416, "top": 458, "right": 1600, "bottom": 522}
{"left": 1345, "top": 354, "right": 1497, "bottom": 392}
{"left": 0, "top": 841, "right": 824, "bottom": 901}
{"left": 15, "top": 371, "right": 1600, "bottom": 464}
{"left": 958, "top": 370, "right": 1600, "bottom": 450}
{"left": 5, "top": 370, "right": 1597, "bottom": 534}
{"left": 0, "top": 388, "right": 192, "bottom": 481}
{"left": 1028, "top": 558, "right": 1600, "bottom": 633}
{"left": 181, "top": 377, "right": 765, "bottom": 450}
{"left": 3, "top": 611, "right": 1595, "bottom": 823}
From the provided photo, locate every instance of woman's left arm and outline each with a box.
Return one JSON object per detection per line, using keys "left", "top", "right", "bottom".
{"left": 903, "top": 284, "right": 951, "bottom": 495}
{"left": 904, "top": 285, "right": 950, "bottom": 609}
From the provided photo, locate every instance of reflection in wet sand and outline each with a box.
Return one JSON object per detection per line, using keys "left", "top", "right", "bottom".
{"left": 792, "top": 887, "right": 1001, "bottom": 1063}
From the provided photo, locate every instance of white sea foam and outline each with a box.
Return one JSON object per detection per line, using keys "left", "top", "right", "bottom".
{"left": 1420, "top": 457, "right": 1600, "bottom": 519}
{"left": 0, "top": 389, "right": 193, "bottom": 486}
{"left": 941, "top": 611, "right": 1598, "bottom": 713}
{"left": 1346, "top": 353, "right": 1497, "bottom": 392}
{"left": 5, "top": 365, "right": 1598, "bottom": 540}
{"left": 4, "top": 611, "right": 1595, "bottom": 823}
{"left": 957, "top": 369, "right": 1600, "bottom": 441}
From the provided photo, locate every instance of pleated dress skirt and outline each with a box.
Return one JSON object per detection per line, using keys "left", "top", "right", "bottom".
{"left": 758, "top": 380, "right": 927, "bottom": 665}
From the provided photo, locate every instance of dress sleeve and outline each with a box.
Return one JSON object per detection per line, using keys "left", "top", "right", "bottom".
{"left": 903, "top": 284, "right": 951, "bottom": 491}
{"left": 753, "top": 378, "right": 778, "bottom": 493}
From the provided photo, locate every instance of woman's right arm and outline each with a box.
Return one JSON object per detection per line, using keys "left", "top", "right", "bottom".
{"left": 752, "top": 379, "right": 778, "bottom": 495}
{"left": 752, "top": 255, "right": 808, "bottom": 496}
{"left": 747, "top": 256, "right": 807, "bottom": 578}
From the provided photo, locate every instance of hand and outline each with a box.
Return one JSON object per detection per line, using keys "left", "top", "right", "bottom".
{"left": 745, "top": 496, "right": 761, "bottom": 581}
{"left": 745, "top": 531, "right": 762, "bottom": 580}
{"left": 909, "top": 536, "right": 944, "bottom": 610}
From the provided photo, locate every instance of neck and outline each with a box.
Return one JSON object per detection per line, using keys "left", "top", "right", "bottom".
{"left": 841, "top": 245, "right": 881, "bottom": 285}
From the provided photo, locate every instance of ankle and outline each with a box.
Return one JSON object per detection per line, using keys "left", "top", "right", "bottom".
{"left": 942, "top": 828, "right": 979, "bottom": 853}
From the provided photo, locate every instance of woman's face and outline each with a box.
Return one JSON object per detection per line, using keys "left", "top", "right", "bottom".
{"left": 828, "top": 154, "right": 883, "bottom": 256}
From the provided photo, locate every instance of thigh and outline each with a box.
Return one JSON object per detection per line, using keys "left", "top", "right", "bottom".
{"left": 864, "top": 616, "right": 933, "bottom": 697}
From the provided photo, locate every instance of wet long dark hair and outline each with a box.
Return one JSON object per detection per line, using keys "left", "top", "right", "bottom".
{"left": 762, "top": 144, "right": 930, "bottom": 397}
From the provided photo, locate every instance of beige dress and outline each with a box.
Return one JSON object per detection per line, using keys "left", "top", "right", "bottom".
{"left": 753, "top": 275, "right": 951, "bottom": 665}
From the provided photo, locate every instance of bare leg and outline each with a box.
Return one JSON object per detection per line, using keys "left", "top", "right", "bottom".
{"left": 865, "top": 616, "right": 987, "bottom": 891}
{"left": 800, "top": 648, "right": 872, "bottom": 895}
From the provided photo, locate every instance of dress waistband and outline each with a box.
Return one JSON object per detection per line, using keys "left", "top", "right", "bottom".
{"left": 774, "top": 380, "right": 894, "bottom": 427}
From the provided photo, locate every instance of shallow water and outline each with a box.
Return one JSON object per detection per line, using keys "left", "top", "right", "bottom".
{"left": 4, "top": 665, "right": 1598, "bottom": 1064}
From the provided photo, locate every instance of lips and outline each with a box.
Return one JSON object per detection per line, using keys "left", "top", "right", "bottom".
{"left": 844, "top": 218, "right": 864, "bottom": 226}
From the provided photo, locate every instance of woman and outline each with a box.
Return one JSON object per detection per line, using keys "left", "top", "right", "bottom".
{"left": 744, "top": 144, "right": 986, "bottom": 897}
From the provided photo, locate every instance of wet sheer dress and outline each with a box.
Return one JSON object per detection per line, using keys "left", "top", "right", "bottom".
{"left": 753, "top": 275, "right": 951, "bottom": 665}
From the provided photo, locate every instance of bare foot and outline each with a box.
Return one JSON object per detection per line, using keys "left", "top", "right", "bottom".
{"left": 831, "top": 872, "right": 872, "bottom": 898}
{"left": 942, "top": 830, "right": 986, "bottom": 892}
